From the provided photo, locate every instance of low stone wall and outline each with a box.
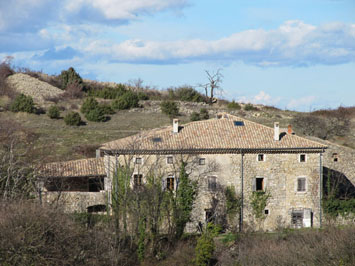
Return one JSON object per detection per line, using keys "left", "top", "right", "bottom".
{"left": 43, "top": 191, "right": 108, "bottom": 213}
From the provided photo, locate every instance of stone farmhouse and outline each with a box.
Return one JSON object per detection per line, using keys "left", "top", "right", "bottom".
{"left": 41, "top": 113, "right": 336, "bottom": 231}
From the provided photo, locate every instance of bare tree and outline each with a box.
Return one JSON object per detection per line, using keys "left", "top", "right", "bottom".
{"left": 199, "top": 69, "right": 223, "bottom": 104}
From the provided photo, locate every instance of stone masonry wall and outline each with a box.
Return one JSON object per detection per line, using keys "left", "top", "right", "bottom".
{"left": 105, "top": 151, "right": 321, "bottom": 232}
{"left": 43, "top": 191, "right": 108, "bottom": 213}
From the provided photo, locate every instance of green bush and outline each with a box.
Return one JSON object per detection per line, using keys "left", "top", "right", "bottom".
{"left": 200, "top": 108, "right": 209, "bottom": 120}
{"left": 100, "top": 103, "right": 115, "bottom": 115}
{"left": 88, "top": 84, "right": 127, "bottom": 99}
{"left": 64, "top": 112, "right": 82, "bottom": 126}
{"left": 47, "top": 105, "right": 60, "bottom": 119}
{"left": 194, "top": 223, "right": 221, "bottom": 266}
{"left": 244, "top": 103, "right": 258, "bottom": 111}
{"left": 80, "top": 97, "right": 99, "bottom": 114}
{"left": 160, "top": 100, "right": 179, "bottom": 117}
{"left": 111, "top": 91, "right": 139, "bottom": 110}
{"left": 190, "top": 111, "right": 201, "bottom": 121}
{"left": 227, "top": 101, "right": 241, "bottom": 110}
{"left": 10, "top": 94, "right": 35, "bottom": 113}
{"left": 84, "top": 106, "right": 106, "bottom": 122}
{"left": 59, "top": 67, "right": 83, "bottom": 90}
{"left": 174, "top": 86, "right": 204, "bottom": 102}
{"left": 323, "top": 198, "right": 355, "bottom": 218}
{"left": 137, "top": 91, "right": 149, "bottom": 100}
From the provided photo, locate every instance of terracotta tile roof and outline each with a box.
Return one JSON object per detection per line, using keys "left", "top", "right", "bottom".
{"left": 101, "top": 114, "right": 327, "bottom": 153}
{"left": 40, "top": 158, "right": 106, "bottom": 177}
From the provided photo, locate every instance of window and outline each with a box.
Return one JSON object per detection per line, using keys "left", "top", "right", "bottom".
{"left": 167, "top": 156, "right": 173, "bottom": 164}
{"left": 291, "top": 211, "right": 303, "bottom": 228}
{"left": 199, "top": 158, "right": 206, "bottom": 165}
{"left": 297, "top": 177, "right": 306, "bottom": 192}
{"left": 166, "top": 176, "right": 175, "bottom": 191}
{"left": 88, "top": 177, "right": 104, "bottom": 192}
{"left": 208, "top": 176, "right": 217, "bottom": 191}
{"left": 257, "top": 154, "right": 265, "bottom": 162}
{"left": 255, "top": 177, "right": 264, "bottom": 191}
{"left": 264, "top": 209, "right": 269, "bottom": 215}
{"left": 299, "top": 154, "right": 306, "bottom": 162}
{"left": 135, "top": 157, "right": 142, "bottom": 164}
{"left": 133, "top": 174, "right": 143, "bottom": 187}
{"left": 332, "top": 153, "right": 338, "bottom": 162}
{"left": 233, "top": 121, "right": 244, "bottom": 126}
{"left": 152, "top": 137, "right": 162, "bottom": 142}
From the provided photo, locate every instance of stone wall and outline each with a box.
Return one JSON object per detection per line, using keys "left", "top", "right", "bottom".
{"left": 105, "top": 151, "right": 322, "bottom": 232}
{"left": 43, "top": 191, "right": 108, "bottom": 213}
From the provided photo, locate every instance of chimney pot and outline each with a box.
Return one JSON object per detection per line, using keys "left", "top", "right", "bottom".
{"left": 274, "top": 122, "right": 280, "bottom": 141}
{"left": 288, "top": 125, "right": 292, "bottom": 134}
{"left": 173, "top": 119, "right": 179, "bottom": 133}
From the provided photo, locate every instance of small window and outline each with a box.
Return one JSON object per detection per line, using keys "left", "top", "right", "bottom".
{"left": 166, "top": 176, "right": 174, "bottom": 191}
{"left": 89, "top": 177, "right": 104, "bottom": 192}
{"left": 233, "top": 121, "right": 244, "bottom": 126}
{"left": 167, "top": 156, "right": 173, "bottom": 164}
{"left": 199, "top": 158, "right": 206, "bottom": 165}
{"left": 297, "top": 177, "right": 306, "bottom": 192}
{"left": 135, "top": 157, "right": 142, "bottom": 164}
{"left": 299, "top": 154, "right": 306, "bottom": 162}
{"left": 257, "top": 154, "right": 264, "bottom": 162}
{"left": 152, "top": 137, "right": 162, "bottom": 142}
{"left": 134, "top": 174, "right": 143, "bottom": 187}
{"left": 291, "top": 211, "right": 303, "bottom": 228}
{"left": 264, "top": 209, "right": 269, "bottom": 215}
{"left": 255, "top": 177, "right": 264, "bottom": 191}
{"left": 208, "top": 176, "right": 217, "bottom": 191}
{"left": 332, "top": 153, "right": 338, "bottom": 162}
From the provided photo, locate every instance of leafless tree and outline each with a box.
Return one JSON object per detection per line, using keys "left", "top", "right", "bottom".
{"left": 199, "top": 69, "right": 223, "bottom": 104}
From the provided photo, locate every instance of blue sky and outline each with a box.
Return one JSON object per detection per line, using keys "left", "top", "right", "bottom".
{"left": 1, "top": 0, "right": 354, "bottom": 111}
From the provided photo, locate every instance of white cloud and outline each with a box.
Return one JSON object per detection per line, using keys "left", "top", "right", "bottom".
{"left": 66, "top": 0, "right": 188, "bottom": 20}
{"left": 0, "top": 0, "right": 188, "bottom": 33}
{"left": 238, "top": 91, "right": 281, "bottom": 106}
{"left": 83, "top": 20, "right": 355, "bottom": 66}
{"left": 287, "top": 96, "right": 316, "bottom": 110}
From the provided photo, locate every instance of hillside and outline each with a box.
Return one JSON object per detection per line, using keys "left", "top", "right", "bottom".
{"left": 1, "top": 71, "right": 354, "bottom": 163}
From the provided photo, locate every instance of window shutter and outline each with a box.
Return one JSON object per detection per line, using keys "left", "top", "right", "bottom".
{"left": 252, "top": 178, "right": 256, "bottom": 191}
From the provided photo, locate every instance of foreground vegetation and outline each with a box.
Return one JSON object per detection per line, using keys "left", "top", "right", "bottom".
{"left": 0, "top": 201, "right": 354, "bottom": 266}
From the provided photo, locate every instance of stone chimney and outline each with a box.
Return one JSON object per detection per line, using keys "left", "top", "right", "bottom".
{"left": 274, "top": 122, "right": 280, "bottom": 141}
{"left": 288, "top": 125, "right": 293, "bottom": 134}
{"left": 173, "top": 119, "right": 179, "bottom": 133}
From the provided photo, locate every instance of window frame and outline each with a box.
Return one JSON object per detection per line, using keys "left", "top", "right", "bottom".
{"left": 207, "top": 176, "right": 217, "bottom": 191}
{"left": 299, "top": 154, "right": 307, "bottom": 163}
{"left": 296, "top": 177, "right": 307, "bottom": 192}
{"left": 199, "top": 158, "right": 206, "bottom": 165}
{"left": 254, "top": 177, "right": 265, "bottom": 192}
{"left": 135, "top": 157, "right": 143, "bottom": 165}
{"left": 166, "top": 156, "right": 174, "bottom": 165}
{"left": 166, "top": 175, "right": 175, "bottom": 191}
{"left": 257, "top": 154, "right": 265, "bottom": 162}
{"left": 133, "top": 174, "right": 143, "bottom": 188}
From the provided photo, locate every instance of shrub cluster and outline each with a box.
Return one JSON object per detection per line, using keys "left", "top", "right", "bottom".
{"left": 227, "top": 100, "right": 241, "bottom": 110}
{"left": 47, "top": 105, "right": 60, "bottom": 119}
{"left": 64, "top": 111, "right": 82, "bottom": 126}
{"left": 10, "top": 94, "right": 35, "bottom": 113}
{"left": 190, "top": 108, "right": 209, "bottom": 121}
{"left": 80, "top": 97, "right": 112, "bottom": 122}
{"left": 168, "top": 86, "right": 205, "bottom": 102}
{"left": 244, "top": 103, "right": 258, "bottom": 111}
{"left": 160, "top": 100, "right": 179, "bottom": 117}
{"left": 59, "top": 67, "right": 83, "bottom": 90}
{"left": 111, "top": 90, "right": 139, "bottom": 110}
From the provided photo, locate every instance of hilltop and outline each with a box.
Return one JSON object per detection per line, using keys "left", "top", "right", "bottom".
{"left": 0, "top": 66, "right": 354, "bottom": 163}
